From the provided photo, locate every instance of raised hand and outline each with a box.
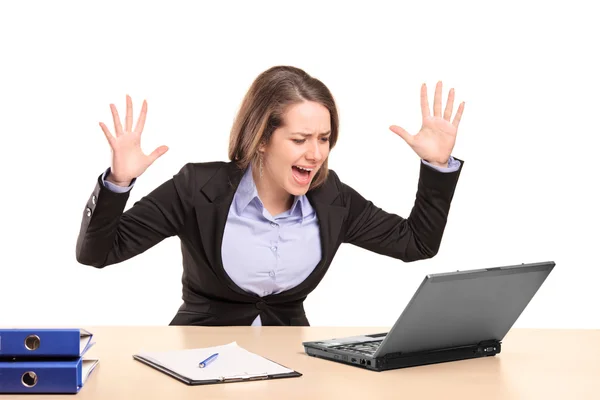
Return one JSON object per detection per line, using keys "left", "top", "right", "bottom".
{"left": 389, "top": 81, "right": 464, "bottom": 168}
{"left": 99, "top": 95, "right": 168, "bottom": 186}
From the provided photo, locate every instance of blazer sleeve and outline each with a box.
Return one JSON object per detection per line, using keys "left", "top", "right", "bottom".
{"left": 342, "top": 159, "right": 463, "bottom": 262}
{"left": 75, "top": 163, "right": 196, "bottom": 268}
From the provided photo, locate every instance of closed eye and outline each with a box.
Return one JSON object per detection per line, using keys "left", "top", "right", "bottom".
{"left": 293, "top": 137, "right": 330, "bottom": 144}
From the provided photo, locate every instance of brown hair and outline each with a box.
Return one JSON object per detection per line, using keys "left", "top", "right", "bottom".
{"left": 228, "top": 66, "right": 339, "bottom": 190}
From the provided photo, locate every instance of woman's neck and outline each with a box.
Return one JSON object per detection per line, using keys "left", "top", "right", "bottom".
{"left": 252, "top": 167, "right": 294, "bottom": 216}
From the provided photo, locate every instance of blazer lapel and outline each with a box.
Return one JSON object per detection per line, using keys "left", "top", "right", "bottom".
{"left": 194, "top": 162, "right": 253, "bottom": 298}
{"left": 309, "top": 187, "right": 348, "bottom": 266}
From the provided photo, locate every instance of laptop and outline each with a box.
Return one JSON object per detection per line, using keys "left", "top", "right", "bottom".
{"left": 303, "top": 261, "right": 555, "bottom": 371}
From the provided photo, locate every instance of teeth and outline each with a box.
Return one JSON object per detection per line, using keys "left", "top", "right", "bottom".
{"left": 295, "top": 166, "right": 313, "bottom": 172}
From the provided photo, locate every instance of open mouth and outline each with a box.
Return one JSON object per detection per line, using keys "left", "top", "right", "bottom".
{"left": 292, "top": 165, "right": 314, "bottom": 185}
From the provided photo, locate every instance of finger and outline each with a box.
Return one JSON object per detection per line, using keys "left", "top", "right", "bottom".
{"left": 444, "top": 88, "right": 455, "bottom": 121}
{"left": 452, "top": 102, "right": 465, "bottom": 128}
{"left": 389, "top": 125, "right": 414, "bottom": 146}
{"left": 420, "top": 83, "right": 430, "bottom": 119}
{"left": 110, "top": 104, "right": 124, "bottom": 137}
{"left": 99, "top": 122, "right": 115, "bottom": 147}
{"left": 148, "top": 145, "right": 169, "bottom": 164}
{"left": 134, "top": 100, "right": 147, "bottom": 135}
{"left": 125, "top": 95, "right": 133, "bottom": 133}
{"left": 433, "top": 81, "right": 442, "bottom": 117}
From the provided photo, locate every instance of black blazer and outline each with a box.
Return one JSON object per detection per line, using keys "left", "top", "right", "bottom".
{"left": 76, "top": 159, "right": 463, "bottom": 326}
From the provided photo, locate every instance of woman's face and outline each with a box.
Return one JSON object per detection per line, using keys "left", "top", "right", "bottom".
{"left": 260, "top": 100, "right": 331, "bottom": 197}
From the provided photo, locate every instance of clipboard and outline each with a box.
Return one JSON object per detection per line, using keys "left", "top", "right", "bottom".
{"left": 132, "top": 342, "right": 301, "bottom": 385}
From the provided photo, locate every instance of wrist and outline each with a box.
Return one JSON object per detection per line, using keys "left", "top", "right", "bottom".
{"left": 106, "top": 172, "right": 132, "bottom": 187}
{"left": 425, "top": 159, "right": 449, "bottom": 169}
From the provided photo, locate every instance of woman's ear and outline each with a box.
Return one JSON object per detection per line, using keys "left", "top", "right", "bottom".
{"left": 258, "top": 139, "right": 267, "bottom": 153}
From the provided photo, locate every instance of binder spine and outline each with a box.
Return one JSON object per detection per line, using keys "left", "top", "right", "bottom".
{"left": 0, "top": 359, "right": 81, "bottom": 394}
{"left": 0, "top": 329, "right": 83, "bottom": 358}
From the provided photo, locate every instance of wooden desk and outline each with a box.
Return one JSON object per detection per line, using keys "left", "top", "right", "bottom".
{"left": 9, "top": 326, "right": 600, "bottom": 399}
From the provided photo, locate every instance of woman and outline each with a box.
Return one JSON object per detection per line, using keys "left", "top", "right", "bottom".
{"left": 76, "top": 66, "right": 465, "bottom": 326}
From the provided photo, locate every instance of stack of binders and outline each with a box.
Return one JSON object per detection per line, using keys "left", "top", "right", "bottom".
{"left": 0, "top": 328, "right": 99, "bottom": 394}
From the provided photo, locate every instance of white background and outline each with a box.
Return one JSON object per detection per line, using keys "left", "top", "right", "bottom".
{"left": 1, "top": 0, "right": 598, "bottom": 329}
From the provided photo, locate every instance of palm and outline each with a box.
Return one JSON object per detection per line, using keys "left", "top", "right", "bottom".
{"left": 390, "top": 81, "right": 465, "bottom": 167}
{"left": 99, "top": 95, "right": 168, "bottom": 183}
{"left": 110, "top": 133, "right": 154, "bottom": 182}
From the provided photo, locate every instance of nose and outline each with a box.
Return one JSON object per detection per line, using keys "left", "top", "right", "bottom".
{"left": 306, "top": 140, "right": 323, "bottom": 162}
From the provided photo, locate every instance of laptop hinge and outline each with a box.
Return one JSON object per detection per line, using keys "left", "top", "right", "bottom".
{"left": 478, "top": 339, "right": 501, "bottom": 347}
{"left": 383, "top": 340, "right": 501, "bottom": 359}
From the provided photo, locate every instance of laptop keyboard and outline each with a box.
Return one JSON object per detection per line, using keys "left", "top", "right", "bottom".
{"left": 332, "top": 340, "right": 382, "bottom": 356}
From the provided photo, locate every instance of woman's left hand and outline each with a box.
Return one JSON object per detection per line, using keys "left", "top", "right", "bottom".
{"left": 390, "top": 81, "right": 465, "bottom": 168}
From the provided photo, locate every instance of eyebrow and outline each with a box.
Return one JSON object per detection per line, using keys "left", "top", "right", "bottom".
{"left": 290, "top": 131, "right": 331, "bottom": 137}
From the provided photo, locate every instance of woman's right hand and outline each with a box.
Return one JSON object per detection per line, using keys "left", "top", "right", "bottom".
{"left": 99, "top": 95, "right": 168, "bottom": 186}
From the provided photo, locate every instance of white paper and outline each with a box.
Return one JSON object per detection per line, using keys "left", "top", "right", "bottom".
{"left": 79, "top": 331, "right": 93, "bottom": 354}
{"left": 135, "top": 342, "right": 293, "bottom": 381}
{"left": 81, "top": 359, "right": 99, "bottom": 385}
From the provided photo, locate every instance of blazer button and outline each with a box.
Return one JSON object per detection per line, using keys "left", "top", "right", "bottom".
{"left": 86, "top": 208, "right": 92, "bottom": 217}
{"left": 256, "top": 301, "right": 266, "bottom": 310}
{"left": 91, "top": 195, "right": 96, "bottom": 205}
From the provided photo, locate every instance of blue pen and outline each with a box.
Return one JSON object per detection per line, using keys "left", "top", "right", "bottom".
{"left": 198, "top": 353, "right": 219, "bottom": 368}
